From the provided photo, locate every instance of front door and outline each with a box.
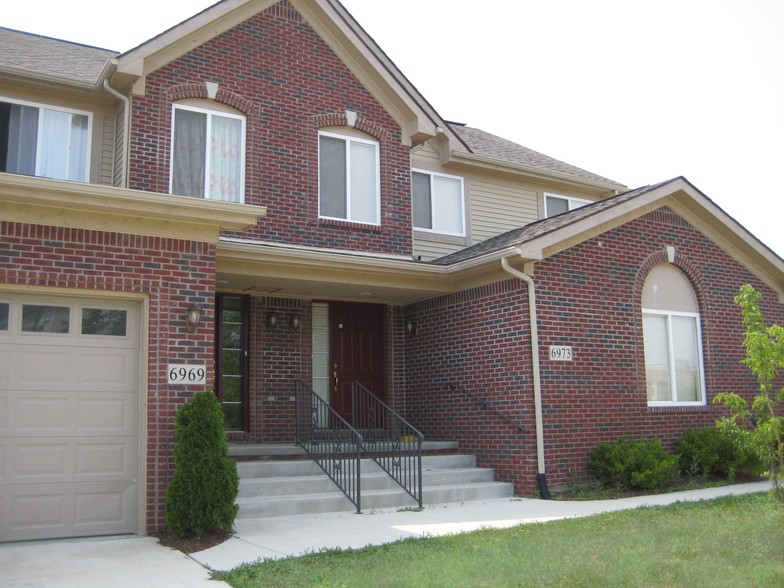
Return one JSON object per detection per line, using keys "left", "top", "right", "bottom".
{"left": 329, "top": 302, "right": 385, "bottom": 424}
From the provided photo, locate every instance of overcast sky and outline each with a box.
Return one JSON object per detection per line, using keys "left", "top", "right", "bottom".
{"left": 5, "top": 0, "right": 783, "bottom": 257}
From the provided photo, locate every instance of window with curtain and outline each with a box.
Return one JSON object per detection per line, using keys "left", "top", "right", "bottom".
{"left": 642, "top": 264, "right": 706, "bottom": 405}
{"left": 0, "top": 99, "right": 90, "bottom": 182}
{"left": 318, "top": 131, "right": 379, "bottom": 224}
{"left": 171, "top": 104, "right": 245, "bottom": 203}
{"left": 412, "top": 169, "right": 465, "bottom": 236}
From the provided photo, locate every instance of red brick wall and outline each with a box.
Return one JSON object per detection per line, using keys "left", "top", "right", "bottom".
{"left": 0, "top": 221, "right": 216, "bottom": 533}
{"left": 128, "top": 1, "right": 412, "bottom": 257}
{"left": 404, "top": 208, "right": 784, "bottom": 495}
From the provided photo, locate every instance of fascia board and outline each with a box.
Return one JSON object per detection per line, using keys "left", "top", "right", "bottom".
{"left": 0, "top": 173, "right": 263, "bottom": 241}
{"left": 448, "top": 150, "right": 626, "bottom": 194}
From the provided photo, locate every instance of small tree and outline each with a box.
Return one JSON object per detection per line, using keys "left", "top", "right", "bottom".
{"left": 165, "top": 391, "right": 239, "bottom": 538}
{"left": 714, "top": 285, "right": 784, "bottom": 501}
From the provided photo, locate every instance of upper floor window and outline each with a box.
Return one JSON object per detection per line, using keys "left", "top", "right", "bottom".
{"left": 0, "top": 99, "right": 90, "bottom": 182}
{"left": 412, "top": 169, "right": 465, "bottom": 236}
{"left": 171, "top": 104, "right": 245, "bottom": 203}
{"left": 318, "top": 131, "right": 379, "bottom": 225}
{"left": 544, "top": 193, "right": 590, "bottom": 218}
{"left": 642, "top": 264, "right": 706, "bottom": 406}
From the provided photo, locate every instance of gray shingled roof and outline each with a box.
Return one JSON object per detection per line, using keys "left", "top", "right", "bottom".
{"left": 430, "top": 181, "right": 670, "bottom": 266}
{"left": 0, "top": 27, "right": 117, "bottom": 86}
{"left": 449, "top": 123, "right": 624, "bottom": 188}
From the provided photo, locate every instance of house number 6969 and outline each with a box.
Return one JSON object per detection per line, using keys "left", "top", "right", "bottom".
{"left": 168, "top": 364, "right": 206, "bottom": 384}
{"left": 548, "top": 346, "right": 573, "bottom": 361}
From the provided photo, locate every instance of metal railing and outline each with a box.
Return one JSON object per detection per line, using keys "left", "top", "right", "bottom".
{"left": 352, "top": 381, "right": 423, "bottom": 508}
{"left": 449, "top": 382, "right": 527, "bottom": 434}
{"left": 295, "top": 381, "right": 363, "bottom": 513}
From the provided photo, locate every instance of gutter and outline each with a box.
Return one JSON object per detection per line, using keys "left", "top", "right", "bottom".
{"left": 500, "top": 255, "right": 550, "bottom": 499}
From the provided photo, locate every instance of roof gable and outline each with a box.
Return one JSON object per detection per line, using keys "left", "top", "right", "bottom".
{"left": 113, "top": 0, "right": 458, "bottom": 148}
{"left": 433, "top": 177, "right": 784, "bottom": 300}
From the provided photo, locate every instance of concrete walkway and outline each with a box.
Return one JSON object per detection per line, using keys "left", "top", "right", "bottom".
{"left": 0, "top": 480, "right": 771, "bottom": 586}
{"left": 192, "top": 480, "right": 773, "bottom": 572}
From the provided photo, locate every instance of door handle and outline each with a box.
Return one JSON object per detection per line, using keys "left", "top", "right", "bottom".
{"left": 333, "top": 364, "right": 339, "bottom": 387}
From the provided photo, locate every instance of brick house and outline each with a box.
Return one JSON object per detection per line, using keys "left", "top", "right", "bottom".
{"left": 1, "top": 0, "right": 782, "bottom": 542}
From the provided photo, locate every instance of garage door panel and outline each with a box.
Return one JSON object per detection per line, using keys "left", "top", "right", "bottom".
{"left": 4, "top": 438, "right": 134, "bottom": 482}
{"left": 15, "top": 348, "right": 73, "bottom": 388}
{"left": 1, "top": 482, "right": 135, "bottom": 542}
{"left": 77, "top": 350, "right": 136, "bottom": 390}
{"left": 3, "top": 391, "right": 134, "bottom": 436}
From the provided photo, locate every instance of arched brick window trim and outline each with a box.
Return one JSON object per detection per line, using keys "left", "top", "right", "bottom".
{"left": 311, "top": 112, "right": 390, "bottom": 142}
{"left": 632, "top": 248, "right": 714, "bottom": 410}
{"left": 165, "top": 84, "right": 254, "bottom": 115}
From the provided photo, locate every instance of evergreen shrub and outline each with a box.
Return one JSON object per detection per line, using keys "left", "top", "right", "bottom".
{"left": 588, "top": 437, "right": 679, "bottom": 491}
{"left": 165, "top": 391, "right": 239, "bottom": 538}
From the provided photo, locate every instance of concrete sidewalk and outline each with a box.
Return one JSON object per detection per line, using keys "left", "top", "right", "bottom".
{"left": 0, "top": 480, "right": 772, "bottom": 586}
{"left": 193, "top": 480, "right": 772, "bottom": 572}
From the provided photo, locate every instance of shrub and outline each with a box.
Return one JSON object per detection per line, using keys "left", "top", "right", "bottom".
{"left": 676, "top": 427, "right": 763, "bottom": 480}
{"left": 165, "top": 391, "right": 239, "bottom": 538}
{"left": 588, "top": 437, "right": 680, "bottom": 491}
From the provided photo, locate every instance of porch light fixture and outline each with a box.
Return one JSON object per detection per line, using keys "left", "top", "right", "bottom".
{"left": 405, "top": 319, "right": 417, "bottom": 337}
{"left": 185, "top": 303, "right": 202, "bottom": 333}
{"left": 290, "top": 315, "right": 300, "bottom": 330}
{"left": 266, "top": 313, "right": 278, "bottom": 328}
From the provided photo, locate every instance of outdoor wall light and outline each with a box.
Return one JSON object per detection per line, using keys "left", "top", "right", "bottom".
{"left": 266, "top": 313, "right": 279, "bottom": 328}
{"left": 185, "top": 303, "right": 202, "bottom": 333}
{"left": 405, "top": 319, "right": 417, "bottom": 337}
{"left": 290, "top": 315, "right": 300, "bottom": 330}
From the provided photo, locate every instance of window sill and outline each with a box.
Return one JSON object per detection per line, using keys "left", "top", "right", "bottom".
{"left": 318, "top": 217, "right": 383, "bottom": 233}
{"left": 647, "top": 404, "right": 711, "bottom": 413}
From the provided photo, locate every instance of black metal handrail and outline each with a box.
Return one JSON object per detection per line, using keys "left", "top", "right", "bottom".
{"left": 295, "top": 380, "right": 363, "bottom": 513}
{"left": 352, "top": 381, "right": 423, "bottom": 508}
{"left": 449, "top": 382, "right": 527, "bottom": 434}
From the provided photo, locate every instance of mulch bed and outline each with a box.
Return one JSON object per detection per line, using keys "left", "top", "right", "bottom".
{"left": 153, "top": 530, "right": 233, "bottom": 554}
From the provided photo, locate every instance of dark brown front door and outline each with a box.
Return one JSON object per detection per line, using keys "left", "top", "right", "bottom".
{"left": 329, "top": 302, "right": 385, "bottom": 423}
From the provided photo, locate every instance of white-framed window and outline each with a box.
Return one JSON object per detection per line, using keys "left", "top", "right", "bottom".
{"left": 318, "top": 131, "right": 380, "bottom": 225}
{"left": 412, "top": 169, "right": 465, "bottom": 236}
{"left": 170, "top": 103, "right": 246, "bottom": 203}
{"left": 0, "top": 98, "right": 91, "bottom": 182}
{"left": 642, "top": 264, "right": 706, "bottom": 406}
{"left": 544, "top": 193, "right": 591, "bottom": 218}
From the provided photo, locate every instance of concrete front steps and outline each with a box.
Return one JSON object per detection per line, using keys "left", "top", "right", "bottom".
{"left": 230, "top": 443, "right": 515, "bottom": 518}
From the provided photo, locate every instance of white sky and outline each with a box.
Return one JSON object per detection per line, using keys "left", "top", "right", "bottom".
{"left": 4, "top": 0, "right": 783, "bottom": 257}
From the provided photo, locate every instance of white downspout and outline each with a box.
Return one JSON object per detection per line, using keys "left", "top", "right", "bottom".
{"left": 103, "top": 80, "right": 131, "bottom": 189}
{"left": 501, "top": 255, "right": 550, "bottom": 498}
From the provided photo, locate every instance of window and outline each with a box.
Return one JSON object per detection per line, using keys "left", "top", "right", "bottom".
{"left": 544, "top": 193, "right": 590, "bottom": 218}
{"left": 81, "top": 308, "right": 128, "bottom": 337}
{"left": 0, "top": 303, "right": 8, "bottom": 331}
{"left": 412, "top": 169, "right": 465, "bottom": 236}
{"left": 0, "top": 99, "right": 90, "bottom": 182}
{"left": 171, "top": 104, "right": 245, "bottom": 203}
{"left": 21, "top": 304, "right": 70, "bottom": 334}
{"left": 319, "top": 131, "right": 379, "bottom": 224}
{"left": 642, "top": 264, "right": 705, "bottom": 405}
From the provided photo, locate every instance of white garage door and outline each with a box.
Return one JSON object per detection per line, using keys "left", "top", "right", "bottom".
{"left": 0, "top": 294, "right": 139, "bottom": 542}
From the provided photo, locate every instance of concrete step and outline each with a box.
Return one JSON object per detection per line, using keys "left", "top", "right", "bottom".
{"left": 233, "top": 446, "right": 514, "bottom": 518}
{"left": 229, "top": 440, "right": 460, "bottom": 460}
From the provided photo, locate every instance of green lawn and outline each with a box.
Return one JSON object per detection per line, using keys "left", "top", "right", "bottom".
{"left": 216, "top": 493, "right": 784, "bottom": 588}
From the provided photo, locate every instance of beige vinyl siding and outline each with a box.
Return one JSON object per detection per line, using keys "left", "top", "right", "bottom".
{"left": 113, "top": 107, "right": 126, "bottom": 188}
{"left": 99, "top": 114, "right": 115, "bottom": 186}
{"left": 470, "top": 177, "right": 539, "bottom": 244}
{"left": 411, "top": 142, "right": 441, "bottom": 166}
{"left": 414, "top": 238, "right": 465, "bottom": 261}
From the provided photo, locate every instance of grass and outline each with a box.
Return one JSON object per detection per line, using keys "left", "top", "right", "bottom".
{"left": 216, "top": 493, "right": 783, "bottom": 588}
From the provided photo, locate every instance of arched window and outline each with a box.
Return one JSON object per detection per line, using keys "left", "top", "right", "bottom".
{"left": 642, "top": 264, "right": 706, "bottom": 405}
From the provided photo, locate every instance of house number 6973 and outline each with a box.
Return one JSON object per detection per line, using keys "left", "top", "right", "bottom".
{"left": 548, "top": 346, "right": 573, "bottom": 361}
